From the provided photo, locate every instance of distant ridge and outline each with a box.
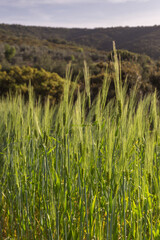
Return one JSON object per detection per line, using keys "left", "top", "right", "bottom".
{"left": 0, "top": 23, "right": 160, "bottom": 59}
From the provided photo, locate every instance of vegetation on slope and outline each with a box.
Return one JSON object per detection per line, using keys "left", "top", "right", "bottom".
{"left": 1, "top": 24, "right": 160, "bottom": 103}
{"left": 0, "top": 48, "right": 160, "bottom": 103}
{"left": 1, "top": 24, "right": 160, "bottom": 59}
{"left": 0, "top": 65, "right": 65, "bottom": 103}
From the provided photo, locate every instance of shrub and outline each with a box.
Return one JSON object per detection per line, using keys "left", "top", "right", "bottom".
{"left": 4, "top": 44, "right": 16, "bottom": 62}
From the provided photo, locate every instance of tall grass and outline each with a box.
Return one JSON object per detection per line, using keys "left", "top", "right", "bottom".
{"left": 1, "top": 46, "right": 160, "bottom": 239}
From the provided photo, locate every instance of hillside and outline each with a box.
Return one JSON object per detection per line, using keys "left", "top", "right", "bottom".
{"left": 0, "top": 23, "right": 160, "bottom": 102}
{"left": 0, "top": 24, "right": 160, "bottom": 59}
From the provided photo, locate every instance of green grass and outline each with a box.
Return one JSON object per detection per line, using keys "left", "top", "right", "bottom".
{"left": 1, "top": 46, "right": 160, "bottom": 239}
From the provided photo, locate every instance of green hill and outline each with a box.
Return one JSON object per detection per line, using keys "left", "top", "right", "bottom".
{"left": 1, "top": 24, "right": 160, "bottom": 59}
{"left": 0, "top": 23, "right": 160, "bottom": 102}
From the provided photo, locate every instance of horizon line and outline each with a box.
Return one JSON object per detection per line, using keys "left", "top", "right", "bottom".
{"left": 0, "top": 22, "right": 160, "bottom": 30}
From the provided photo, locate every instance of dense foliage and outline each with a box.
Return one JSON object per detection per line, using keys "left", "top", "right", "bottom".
{"left": 0, "top": 65, "right": 65, "bottom": 102}
{"left": 0, "top": 24, "right": 160, "bottom": 102}
{"left": 1, "top": 24, "right": 160, "bottom": 59}
{"left": 0, "top": 50, "right": 160, "bottom": 103}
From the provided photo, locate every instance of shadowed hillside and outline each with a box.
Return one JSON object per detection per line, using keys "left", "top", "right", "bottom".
{"left": 1, "top": 24, "right": 160, "bottom": 59}
{"left": 1, "top": 23, "right": 160, "bottom": 102}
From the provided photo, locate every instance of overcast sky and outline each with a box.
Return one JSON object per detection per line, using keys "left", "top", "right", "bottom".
{"left": 0, "top": 0, "right": 159, "bottom": 28}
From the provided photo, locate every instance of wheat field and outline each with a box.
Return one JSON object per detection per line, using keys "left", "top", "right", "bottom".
{"left": 0, "top": 46, "right": 160, "bottom": 239}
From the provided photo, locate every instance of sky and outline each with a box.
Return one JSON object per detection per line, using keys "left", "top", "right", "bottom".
{"left": 0, "top": 0, "right": 160, "bottom": 28}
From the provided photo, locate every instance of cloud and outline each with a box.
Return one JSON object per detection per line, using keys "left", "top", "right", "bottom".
{"left": 109, "top": 0, "right": 149, "bottom": 2}
{"left": 0, "top": 0, "right": 158, "bottom": 28}
{"left": 0, "top": 0, "right": 150, "bottom": 7}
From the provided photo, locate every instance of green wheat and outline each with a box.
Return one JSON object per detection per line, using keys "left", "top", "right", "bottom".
{"left": 0, "top": 46, "right": 160, "bottom": 240}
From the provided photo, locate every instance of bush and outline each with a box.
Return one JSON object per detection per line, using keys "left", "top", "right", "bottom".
{"left": 4, "top": 44, "right": 16, "bottom": 62}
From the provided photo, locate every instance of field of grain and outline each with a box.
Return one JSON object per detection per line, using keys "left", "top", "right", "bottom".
{"left": 0, "top": 47, "right": 160, "bottom": 239}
